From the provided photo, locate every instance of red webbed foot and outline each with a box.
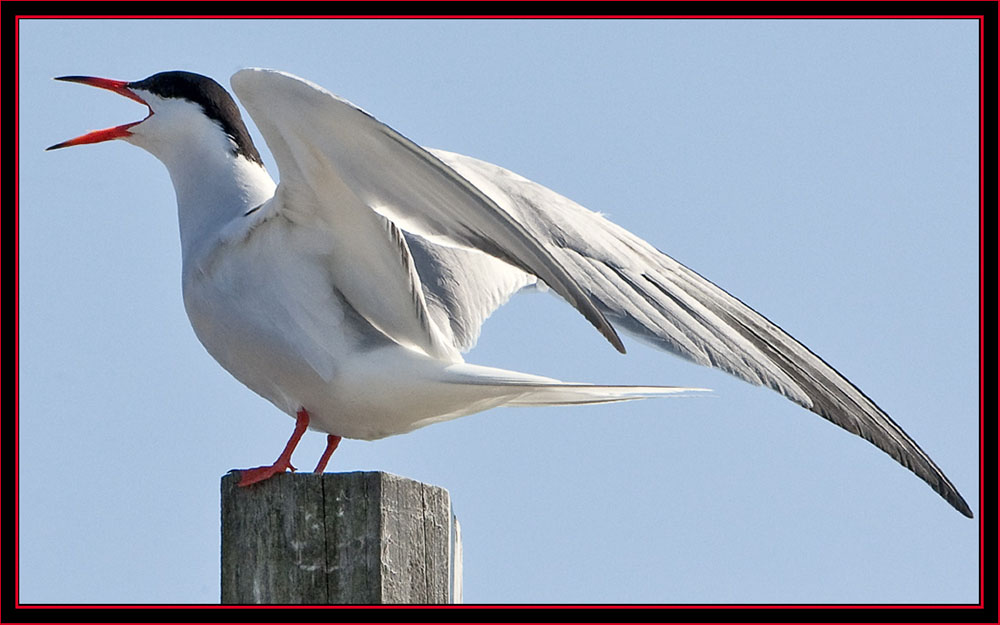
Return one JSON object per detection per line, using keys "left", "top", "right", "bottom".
{"left": 237, "top": 408, "right": 310, "bottom": 488}
{"left": 237, "top": 458, "right": 297, "bottom": 486}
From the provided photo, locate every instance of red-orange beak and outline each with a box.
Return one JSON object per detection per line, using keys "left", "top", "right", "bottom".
{"left": 46, "top": 76, "right": 151, "bottom": 150}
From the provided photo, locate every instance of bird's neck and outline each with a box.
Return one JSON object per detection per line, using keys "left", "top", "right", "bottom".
{"left": 161, "top": 145, "right": 277, "bottom": 263}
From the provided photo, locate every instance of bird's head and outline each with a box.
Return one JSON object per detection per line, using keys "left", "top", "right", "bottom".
{"left": 47, "top": 71, "right": 263, "bottom": 167}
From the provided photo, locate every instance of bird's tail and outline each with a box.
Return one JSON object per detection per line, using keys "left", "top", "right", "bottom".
{"left": 438, "top": 362, "right": 708, "bottom": 408}
{"left": 504, "top": 383, "right": 707, "bottom": 406}
{"left": 342, "top": 358, "right": 709, "bottom": 439}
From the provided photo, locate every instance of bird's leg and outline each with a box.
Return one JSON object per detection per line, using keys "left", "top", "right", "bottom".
{"left": 313, "top": 434, "right": 342, "bottom": 474}
{"left": 237, "top": 408, "right": 310, "bottom": 487}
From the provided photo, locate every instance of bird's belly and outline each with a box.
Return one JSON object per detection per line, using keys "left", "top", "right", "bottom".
{"left": 185, "top": 284, "right": 498, "bottom": 439}
{"left": 180, "top": 237, "right": 494, "bottom": 441}
{"left": 182, "top": 240, "right": 378, "bottom": 419}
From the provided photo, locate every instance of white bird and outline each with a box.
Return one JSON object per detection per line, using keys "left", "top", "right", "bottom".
{"left": 48, "top": 69, "right": 971, "bottom": 517}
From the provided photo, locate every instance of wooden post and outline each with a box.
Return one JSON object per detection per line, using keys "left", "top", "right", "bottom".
{"left": 220, "top": 471, "right": 462, "bottom": 604}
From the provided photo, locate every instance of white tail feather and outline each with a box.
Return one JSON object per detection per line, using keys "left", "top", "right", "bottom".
{"left": 435, "top": 361, "right": 708, "bottom": 408}
{"left": 505, "top": 384, "right": 708, "bottom": 407}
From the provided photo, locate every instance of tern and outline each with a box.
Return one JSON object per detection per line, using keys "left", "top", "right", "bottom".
{"left": 48, "top": 69, "right": 971, "bottom": 517}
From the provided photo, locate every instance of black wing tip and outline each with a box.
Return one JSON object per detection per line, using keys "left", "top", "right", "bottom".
{"left": 611, "top": 333, "right": 627, "bottom": 354}
{"left": 950, "top": 494, "right": 974, "bottom": 519}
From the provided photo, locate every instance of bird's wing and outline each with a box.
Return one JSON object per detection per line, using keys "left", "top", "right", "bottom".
{"left": 430, "top": 149, "right": 972, "bottom": 518}
{"left": 230, "top": 68, "right": 624, "bottom": 356}
{"left": 404, "top": 231, "right": 537, "bottom": 352}
{"left": 230, "top": 68, "right": 969, "bottom": 516}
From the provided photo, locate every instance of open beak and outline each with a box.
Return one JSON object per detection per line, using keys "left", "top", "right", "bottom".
{"left": 46, "top": 76, "right": 152, "bottom": 150}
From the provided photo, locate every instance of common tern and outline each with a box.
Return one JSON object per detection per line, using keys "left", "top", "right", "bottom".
{"left": 47, "top": 69, "right": 972, "bottom": 517}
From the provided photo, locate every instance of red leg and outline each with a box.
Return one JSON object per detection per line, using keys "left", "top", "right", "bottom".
{"left": 238, "top": 408, "right": 310, "bottom": 487}
{"left": 313, "top": 434, "right": 342, "bottom": 474}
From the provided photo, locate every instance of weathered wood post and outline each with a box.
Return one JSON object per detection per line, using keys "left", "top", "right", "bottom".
{"left": 220, "top": 471, "right": 462, "bottom": 604}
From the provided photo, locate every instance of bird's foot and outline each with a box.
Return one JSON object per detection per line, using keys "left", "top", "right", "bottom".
{"left": 237, "top": 408, "right": 311, "bottom": 487}
{"left": 237, "top": 459, "right": 298, "bottom": 487}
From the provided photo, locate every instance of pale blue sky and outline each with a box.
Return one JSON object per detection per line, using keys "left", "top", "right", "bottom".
{"left": 18, "top": 18, "right": 980, "bottom": 604}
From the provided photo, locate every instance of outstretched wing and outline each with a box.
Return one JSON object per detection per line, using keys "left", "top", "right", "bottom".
{"left": 230, "top": 68, "right": 624, "bottom": 357}
{"left": 430, "top": 149, "right": 972, "bottom": 518}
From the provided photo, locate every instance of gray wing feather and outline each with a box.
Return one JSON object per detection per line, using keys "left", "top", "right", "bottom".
{"left": 430, "top": 148, "right": 972, "bottom": 518}
{"left": 405, "top": 231, "right": 536, "bottom": 352}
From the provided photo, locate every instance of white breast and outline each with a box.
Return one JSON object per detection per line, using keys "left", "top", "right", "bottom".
{"left": 181, "top": 209, "right": 367, "bottom": 418}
